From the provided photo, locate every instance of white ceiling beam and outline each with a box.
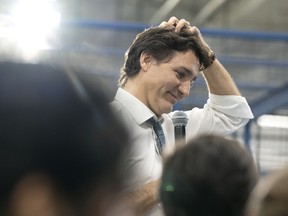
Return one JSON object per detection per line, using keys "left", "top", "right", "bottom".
{"left": 232, "top": 0, "right": 267, "bottom": 18}
{"left": 193, "top": 0, "right": 227, "bottom": 26}
{"left": 149, "top": 0, "right": 181, "bottom": 24}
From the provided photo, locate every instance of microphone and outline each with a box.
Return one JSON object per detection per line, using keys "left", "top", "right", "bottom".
{"left": 172, "top": 111, "right": 188, "bottom": 146}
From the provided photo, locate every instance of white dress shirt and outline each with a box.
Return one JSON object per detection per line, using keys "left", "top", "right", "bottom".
{"left": 110, "top": 87, "right": 254, "bottom": 215}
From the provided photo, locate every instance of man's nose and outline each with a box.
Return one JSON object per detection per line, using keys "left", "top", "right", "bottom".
{"left": 178, "top": 81, "right": 190, "bottom": 97}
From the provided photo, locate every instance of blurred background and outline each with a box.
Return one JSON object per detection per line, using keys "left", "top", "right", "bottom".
{"left": 0, "top": 0, "right": 287, "bottom": 175}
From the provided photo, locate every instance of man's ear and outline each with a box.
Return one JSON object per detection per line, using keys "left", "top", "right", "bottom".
{"left": 9, "top": 174, "right": 70, "bottom": 216}
{"left": 140, "top": 52, "right": 153, "bottom": 72}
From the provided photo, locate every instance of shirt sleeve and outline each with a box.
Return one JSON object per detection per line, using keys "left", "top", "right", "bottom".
{"left": 185, "top": 93, "right": 254, "bottom": 140}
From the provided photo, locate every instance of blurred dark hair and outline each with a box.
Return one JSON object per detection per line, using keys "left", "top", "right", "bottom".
{"left": 119, "top": 27, "right": 211, "bottom": 87}
{"left": 0, "top": 61, "right": 129, "bottom": 212}
{"left": 160, "top": 134, "right": 258, "bottom": 216}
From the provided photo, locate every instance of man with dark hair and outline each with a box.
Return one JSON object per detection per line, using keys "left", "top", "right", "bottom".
{"left": 160, "top": 134, "right": 258, "bottom": 216}
{"left": 0, "top": 61, "right": 129, "bottom": 216}
{"left": 111, "top": 17, "right": 254, "bottom": 215}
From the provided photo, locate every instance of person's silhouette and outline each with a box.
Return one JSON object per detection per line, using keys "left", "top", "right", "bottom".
{"left": 0, "top": 61, "right": 129, "bottom": 216}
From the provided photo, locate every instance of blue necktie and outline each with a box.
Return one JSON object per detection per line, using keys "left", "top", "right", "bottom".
{"left": 147, "top": 117, "right": 166, "bottom": 155}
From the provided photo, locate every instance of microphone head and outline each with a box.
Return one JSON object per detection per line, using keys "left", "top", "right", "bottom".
{"left": 172, "top": 110, "right": 188, "bottom": 126}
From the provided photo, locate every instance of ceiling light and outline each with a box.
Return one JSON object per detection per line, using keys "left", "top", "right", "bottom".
{"left": 257, "top": 114, "right": 288, "bottom": 129}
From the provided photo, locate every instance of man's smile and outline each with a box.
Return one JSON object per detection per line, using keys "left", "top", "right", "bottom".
{"left": 167, "top": 91, "right": 178, "bottom": 104}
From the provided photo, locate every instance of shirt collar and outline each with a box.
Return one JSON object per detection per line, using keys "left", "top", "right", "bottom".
{"left": 114, "top": 88, "right": 163, "bottom": 125}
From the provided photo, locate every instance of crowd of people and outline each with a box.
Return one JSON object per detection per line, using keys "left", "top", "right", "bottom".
{"left": 0, "top": 16, "right": 287, "bottom": 216}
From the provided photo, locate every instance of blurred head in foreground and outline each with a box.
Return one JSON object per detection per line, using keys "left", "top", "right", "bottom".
{"left": 245, "top": 168, "right": 288, "bottom": 216}
{"left": 0, "top": 61, "right": 129, "bottom": 216}
{"left": 160, "top": 134, "right": 258, "bottom": 216}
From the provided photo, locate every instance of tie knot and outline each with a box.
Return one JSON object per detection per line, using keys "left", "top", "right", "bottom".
{"left": 146, "top": 117, "right": 158, "bottom": 126}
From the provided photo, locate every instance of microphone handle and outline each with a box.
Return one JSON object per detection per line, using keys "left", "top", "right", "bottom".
{"left": 174, "top": 125, "right": 186, "bottom": 144}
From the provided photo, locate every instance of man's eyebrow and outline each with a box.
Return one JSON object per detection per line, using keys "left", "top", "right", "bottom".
{"left": 177, "top": 66, "right": 197, "bottom": 79}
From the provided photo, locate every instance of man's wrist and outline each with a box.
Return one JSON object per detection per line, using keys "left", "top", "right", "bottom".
{"left": 200, "top": 49, "right": 216, "bottom": 71}
{"left": 209, "top": 50, "right": 216, "bottom": 62}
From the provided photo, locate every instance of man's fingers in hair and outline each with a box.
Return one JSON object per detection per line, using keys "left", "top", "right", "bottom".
{"left": 159, "top": 21, "right": 168, "bottom": 28}
{"left": 167, "top": 16, "right": 179, "bottom": 27}
{"left": 188, "top": 26, "right": 210, "bottom": 50}
{"left": 175, "top": 19, "right": 190, "bottom": 32}
{"left": 188, "top": 26, "right": 199, "bottom": 35}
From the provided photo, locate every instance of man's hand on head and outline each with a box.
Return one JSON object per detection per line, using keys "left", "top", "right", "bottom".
{"left": 158, "top": 16, "right": 190, "bottom": 32}
{"left": 158, "top": 16, "right": 215, "bottom": 70}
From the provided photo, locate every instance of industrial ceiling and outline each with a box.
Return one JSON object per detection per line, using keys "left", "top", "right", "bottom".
{"left": 1, "top": 0, "right": 288, "bottom": 118}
